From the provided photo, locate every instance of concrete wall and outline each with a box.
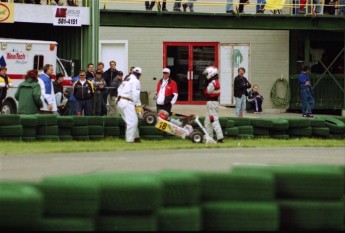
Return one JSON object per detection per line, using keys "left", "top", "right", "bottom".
{"left": 100, "top": 27, "right": 289, "bottom": 110}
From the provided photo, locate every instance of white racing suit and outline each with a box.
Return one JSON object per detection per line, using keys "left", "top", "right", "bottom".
{"left": 116, "top": 74, "right": 141, "bottom": 142}
{"left": 204, "top": 78, "right": 224, "bottom": 141}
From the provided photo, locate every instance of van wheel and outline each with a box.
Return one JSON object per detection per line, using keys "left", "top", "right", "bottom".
{"left": 190, "top": 130, "right": 203, "bottom": 143}
{"left": 2, "top": 100, "right": 17, "bottom": 115}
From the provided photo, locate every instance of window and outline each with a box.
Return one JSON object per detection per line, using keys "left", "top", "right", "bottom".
{"left": 33, "top": 55, "right": 44, "bottom": 71}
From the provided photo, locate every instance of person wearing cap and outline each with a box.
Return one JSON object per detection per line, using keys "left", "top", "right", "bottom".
{"left": 0, "top": 67, "right": 13, "bottom": 113}
{"left": 14, "top": 70, "right": 43, "bottom": 114}
{"left": 108, "top": 71, "right": 123, "bottom": 116}
{"left": 155, "top": 68, "right": 178, "bottom": 115}
{"left": 92, "top": 69, "right": 107, "bottom": 116}
{"left": 117, "top": 67, "right": 142, "bottom": 143}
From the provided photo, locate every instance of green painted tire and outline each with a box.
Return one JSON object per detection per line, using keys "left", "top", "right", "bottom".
{"left": 270, "top": 134, "right": 289, "bottom": 139}
{"left": 37, "top": 126, "right": 59, "bottom": 136}
{"left": 250, "top": 118, "right": 274, "bottom": 128}
{"left": 253, "top": 127, "right": 270, "bottom": 136}
{"left": 36, "top": 115, "right": 58, "bottom": 126}
{"left": 73, "top": 135, "right": 89, "bottom": 141}
{"left": 140, "top": 126, "right": 163, "bottom": 135}
{"left": 158, "top": 206, "right": 201, "bottom": 231}
{"left": 36, "top": 135, "right": 59, "bottom": 141}
{"left": 219, "top": 117, "right": 230, "bottom": 128}
{"left": 57, "top": 116, "right": 74, "bottom": 128}
{"left": 35, "top": 218, "right": 95, "bottom": 231}
{"left": 202, "top": 202, "right": 279, "bottom": 231}
{"left": 22, "top": 137, "right": 36, "bottom": 142}
{"left": 20, "top": 115, "right": 38, "bottom": 127}
{"left": 224, "top": 127, "right": 239, "bottom": 137}
{"left": 96, "top": 213, "right": 157, "bottom": 231}
{"left": 0, "top": 125, "right": 23, "bottom": 136}
{"left": 59, "top": 135, "right": 73, "bottom": 141}
{"left": 0, "top": 115, "right": 21, "bottom": 125}
{"left": 58, "top": 127, "right": 72, "bottom": 136}
{"left": 88, "top": 126, "right": 104, "bottom": 135}
{"left": 104, "top": 126, "right": 120, "bottom": 137}
{"left": 23, "top": 127, "right": 36, "bottom": 137}
{"left": 288, "top": 127, "right": 312, "bottom": 137}
{"left": 312, "top": 127, "right": 330, "bottom": 138}
{"left": 103, "top": 116, "right": 120, "bottom": 126}
{"left": 72, "top": 116, "right": 88, "bottom": 126}
{"left": 271, "top": 118, "right": 289, "bottom": 131}
{"left": 228, "top": 117, "right": 251, "bottom": 126}
{"left": 226, "top": 119, "right": 235, "bottom": 128}
{"left": 309, "top": 118, "right": 326, "bottom": 127}
{"left": 281, "top": 117, "right": 310, "bottom": 128}
{"left": 238, "top": 134, "right": 254, "bottom": 139}
{"left": 315, "top": 116, "right": 345, "bottom": 134}
{"left": 237, "top": 125, "right": 254, "bottom": 134}
{"left": 71, "top": 126, "right": 88, "bottom": 136}
{"left": 86, "top": 116, "right": 103, "bottom": 126}
{"left": 89, "top": 135, "right": 104, "bottom": 140}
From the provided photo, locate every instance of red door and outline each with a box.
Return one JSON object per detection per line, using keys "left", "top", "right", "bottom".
{"left": 163, "top": 42, "right": 218, "bottom": 104}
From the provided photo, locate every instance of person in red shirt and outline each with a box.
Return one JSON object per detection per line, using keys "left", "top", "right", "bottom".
{"left": 154, "top": 68, "right": 178, "bottom": 115}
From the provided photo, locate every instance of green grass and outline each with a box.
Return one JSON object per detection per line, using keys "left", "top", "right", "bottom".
{"left": 0, "top": 138, "right": 344, "bottom": 156}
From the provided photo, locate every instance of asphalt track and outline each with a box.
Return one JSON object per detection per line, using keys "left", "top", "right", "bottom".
{"left": 0, "top": 147, "right": 344, "bottom": 182}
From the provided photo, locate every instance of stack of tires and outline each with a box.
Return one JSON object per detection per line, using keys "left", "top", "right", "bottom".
{"left": 92, "top": 173, "right": 161, "bottom": 231}
{"left": 157, "top": 171, "right": 202, "bottom": 231}
{"left": 200, "top": 170, "right": 279, "bottom": 231}
{"left": 103, "top": 116, "right": 120, "bottom": 138}
{"left": 87, "top": 116, "right": 104, "bottom": 141}
{"left": 36, "top": 176, "right": 99, "bottom": 231}
{"left": 0, "top": 115, "right": 23, "bottom": 141}
{"left": 282, "top": 117, "right": 312, "bottom": 138}
{"left": 226, "top": 117, "right": 254, "bottom": 139}
{"left": 0, "top": 183, "right": 43, "bottom": 231}
{"left": 223, "top": 118, "right": 239, "bottom": 138}
{"left": 57, "top": 116, "right": 74, "bottom": 141}
{"left": 250, "top": 118, "right": 274, "bottom": 139}
{"left": 71, "top": 116, "right": 88, "bottom": 141}
{"left": 315, "top": 116, "right": 345, "bottom": 139}
{"left": 269, "top": 118, "right": 289, "bottom": 139}
{"left": 232, "top": 165, "right": 345, "bottom": 231}
{"left": 20, "top": 115, "right": 38, "bottom": 142}
{"left": 36, "top": 115, "right": 59, "bottom": 141}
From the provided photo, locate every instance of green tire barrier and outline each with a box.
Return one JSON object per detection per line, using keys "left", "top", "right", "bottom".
{"left": 72, "top": 116, "right": 88, "bottom": 126}
{"left": 330, "top": 134, "right": 345, "bottom": 139}
{"left": 232, "top": 165, "right": 344, "bottom": 200}
{"left": 71, "top": 126, "right": 88, "bottom": 136}
{"left": 36, "top": 135, "right": 60, "bottom": 141}
{"left": 96, "top": 213, "right": 157, "bottom": 231}
{"left": 250, "top": 118, "right": 274, "bottom": 128}
{"left": 104, "top": 126, "right": 120, "bottom": 137}
{"left": 228, "top": 117, "right": 251, "bottom": 126}
{"left": 22, "top": 136, "right": 36, "bottom": 142}
{"left": 59, "top": 135, "right": 73, "bottom": 141}
{"left": 73, "top": 135, "right": 90, "bottom": 141}
{"left": 84, "top": 173, "right": 162, "bottom": 213}
{"left": 141, "top": 135, "right": 164, "bottom": 140}
{"left": 36, "top": 115, "right": 57, "bottom": 126}
{"left": 224, "top": 127, "right": 239, "bottom": 137}
{"left": 86, "top": 116, "right": 104, "bottom": 126}
{"left": 103, "top": 116, "right": 120, "bottom": 126}
{"left": 226, "top": 119, "right": 235, "bottom": 128}
{"left": 88, "top": 126, "right": 104, "bottom": 136}
{"left": 57, "top": 116, "right": 74, "bottom": 128}
{"left": 20, "top": 115, "right": 38, "bottom": 127}
{"left": 271, "top": 118, "right": 289, "bottom": 131}
{"left": 333, "top": 116, "right": 345, "bottom": 123}
{"left": 35, "top": 218, "right": 95, "bottom": 231}
{"left": 58, "top": 127, "right": 72, "bottom": 136}
{"left": 199, "top": 172, "right": 274, "bottom": 202}
{"left": 237, "top": 125, "right": 254, "bottom": 134}
{"left": 219, "top": 117, "right": 229, "bottom": 128}
{"left": 0, "top": 183, "right": 43, "bottom": 229}
{"left": 202, "top": 202, "right": 279, "bottom": 231}
{"left": 309, "top": 118, "right": 326, "bottom": 127}
{"left": 253, "top": 127, "right": 270, "bottom": 136}
{"left": 281, "top": 117, "right": 310, "bottom": 128}
{"left": 312, "top": 127, "right": 330, "bottom": 138}
{"left": 140, "top": 126, "right": 163, "bottom": 135}
{"left": 89, "top": 135, "right": 105, "bottom": 140}
{"left": 0, "top": 114, "right": 21, "bottom": 125}
{"left": 158, "top": 171, "right": 200, "bottom": 206}
{"left": 315, "top": 116, "right": 345, "bottom": 134}
{"left": 158, "top": 206, "right": 201, "bottom": 231}
{"left": 270, "top": 134, "right": 289, "bottom": 139}
{"left": 288, "top": 127, "right": 312, "bottom": 137}
{"left": 37, "top": 126, "right": 59, "bottom": 136}
{"left": 23, "top": 127, "right": 36, "bottom": 137}
{"left": 39, "top": 176, "right": 99, "bottom": 217}
{"left": 0, "top": 125, "right": 23, "bottom": 136}
{"left": 238, "top": 134, "right": 254, "bottom": 139}
{"left": 279, "top": 200, "right": 344, "bottom": 231}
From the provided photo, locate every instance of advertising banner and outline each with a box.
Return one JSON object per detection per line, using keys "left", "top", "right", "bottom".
{"left": 0, "top": 3, "right": 14, "bottom": 24}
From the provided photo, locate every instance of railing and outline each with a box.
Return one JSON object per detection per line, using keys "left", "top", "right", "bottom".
{"left": 99, "top": 0, "right": 344, "bottom": 16}
{"left": 5, "top": 0, "right": 86, "bottom": 7}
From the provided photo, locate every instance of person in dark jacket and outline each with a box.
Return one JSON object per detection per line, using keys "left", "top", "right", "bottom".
{"left": 0, "top": 67, "right": 13, "bottom": 113}
{"left": 86, "top": 63, "right": 95, "bottom": 81}
{"left": 247, "top": 84, "right": 264, "bottom": 113}
{"left": 102, "top": 60, "right": 119, "bottom": 116}
{"left": 108, "top": 71, "right": 123, "bottom": 116}
{"left": 14, "top": 70, "right": 43, "bottom": 114}
{"left": 53, "top": 73, "right": 64, "bottom": 106}
{"left": 72, "top": 70, "right": 95, "bottom": 116}
{"left": 92, "top": 69, "right": 107, "bottom": 116}
{"left": 234, "top": 67, "right": 251, "bottom": 117}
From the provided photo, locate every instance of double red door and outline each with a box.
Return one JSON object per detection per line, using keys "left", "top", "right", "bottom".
{"left": 163, "top": 42, "right": 218, "bottom": 104}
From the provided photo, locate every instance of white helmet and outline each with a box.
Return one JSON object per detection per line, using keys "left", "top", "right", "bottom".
{"left": 133, "top": 67, "right": 142, "bottom": 74}
{"left": 204, "top": 66, "right": 218, "bottom": 79}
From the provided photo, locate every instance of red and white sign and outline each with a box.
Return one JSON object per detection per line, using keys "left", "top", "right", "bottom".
{"left": 53, "top": 7, "right": 81, "bottom": 27}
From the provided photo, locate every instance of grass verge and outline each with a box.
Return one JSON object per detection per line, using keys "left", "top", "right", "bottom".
{"left": 0, "top": 137, "right": 344, "bottom": 156}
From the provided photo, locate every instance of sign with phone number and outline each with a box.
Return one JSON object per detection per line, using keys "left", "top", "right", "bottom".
{"left": 53, "top": 7, "right": 81, "bottom": 27}
{"left": 54, "top": 17, "right": 80, "bottom": 26}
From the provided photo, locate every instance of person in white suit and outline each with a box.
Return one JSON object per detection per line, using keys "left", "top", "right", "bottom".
{"left": 38, "top": 64, "right": 57, "bottom": 114}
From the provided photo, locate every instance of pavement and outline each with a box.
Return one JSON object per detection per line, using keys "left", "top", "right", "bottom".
{"left": 0, "top": 147, "right": 344, "bottom": 182}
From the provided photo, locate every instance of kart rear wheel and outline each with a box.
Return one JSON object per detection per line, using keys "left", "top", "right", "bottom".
{"left": 190, "top": 130, "right": 203, "bottom": 143}
{"left": 143, "top": 112, "right": 157, "bottom": 126}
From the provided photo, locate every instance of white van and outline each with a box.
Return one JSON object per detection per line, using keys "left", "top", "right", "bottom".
{"left": 0, "top": 38, "right": 73, "bottom": 114}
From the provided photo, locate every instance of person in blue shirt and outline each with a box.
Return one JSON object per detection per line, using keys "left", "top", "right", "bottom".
{"left": 298, "top": 65, "right": 314, "bottom": 118}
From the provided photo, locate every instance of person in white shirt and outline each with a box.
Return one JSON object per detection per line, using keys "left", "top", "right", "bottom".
{"left": 38, "top": 64, "right": 57, "bottom": 114}
{"left": 116, "top": 67, "right": 142, "bottom": 143}
{"left": 155, "top": 68, "right": 178, "bottom": 115}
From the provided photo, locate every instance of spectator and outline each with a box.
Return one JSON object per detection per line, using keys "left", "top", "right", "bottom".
{"left": 38, "top": 64, "right": 57, "bottom": 114}
{"left": 67, "top": 0, "right": 78, "bottom": 6}
{"left": 233, "top": 67, "right": 251, "bottom": 117}
{"left": 173, "top": 0, "right": 182, "bottom": 11}
{"left": 103, "top": 60, "right": 119, "bottom": 115}
{"left": 154, "top": 68, "right": 178, "bottom": 115}
{"left": 226, "top": 0, "right": 235, "bottom": 14}
{"left": 108, "top": 71, "right": 123, "bottom": 116}
{"left": 15, "top": 70, "right": 43, "bottom": 114}
{"left": 256, "top": 0, "right": 266, "bottom": 13}
{"left": 324, "top": 0, "right": 337, "bottom": 15}
{"left": 129, "top": 66, "right": 135, "bottom": 75}
{"left": 53, "top": 73, "right": 64, "bottom": 106}
{"left": 238, "top": 0, "right": 250, "bottom": 13}
{"left": 298, "top": 65, "right": 314, "bottom": 118}
{"left": 97, "top": 61, "right": 107, "bottom": 115}
{"left": 97, "top": 62, "right": 105, "bottom": 72}
{"left": 92, "top": 69, "right": 106, "bottom": 116}
{"left": 68, "top": 75, "right": 80, "bottom": 115}
{"left": 339, "top": 0, "right": 345, "bottom": 15}
{"left": 86, "top": 63, "right": 95, "bottom": 81}
{"left": 0, "top": 67, "right": 13, "bottom": 113}
{"left": 145, "top": 1, "right": 167, "bottom": 11}
{"left": 247, "top": 84, "right": 264, "bottom": 113}
{"left": 183, "top": 0, "right": 196, "bottom": 12}
{"left": 73, "top": 70, "right": 94, "bottom": 116}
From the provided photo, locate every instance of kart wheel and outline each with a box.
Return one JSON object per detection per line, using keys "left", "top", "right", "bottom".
{"left": 143, "top": 112, "right": 157, "bottom": 126}
{"left": 190, "top": 130, "right": 203, "bottom": 143}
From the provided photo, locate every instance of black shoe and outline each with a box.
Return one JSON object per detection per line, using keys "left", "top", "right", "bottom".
{"left": 134, "top": 138, "right": 141, "bottom": 143}
{"left": 307, "top": 114, "right": 314, "bottom": 118}
{"left": 173, "top": 8, "right": 181, "bottom": 12}
{"left": 217, "top": 139, "right": 224, "bottom": 143}
{"left": 162, "top": 8, "right": 168, "bottom": 11}
{"left": 302, "top": 114, "right": 308, "bottom": 117}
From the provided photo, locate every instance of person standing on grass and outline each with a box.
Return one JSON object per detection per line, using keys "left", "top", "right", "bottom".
{"left": 298, "top": 65, "right": 314, "bottom": 118}
{"left": 234, "top": 67, "right": 251, "bottom": 118}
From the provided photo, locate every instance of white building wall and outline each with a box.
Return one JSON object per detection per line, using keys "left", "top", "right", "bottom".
{"left": 100, "top": 27, "right": 289, "bottom": 110}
